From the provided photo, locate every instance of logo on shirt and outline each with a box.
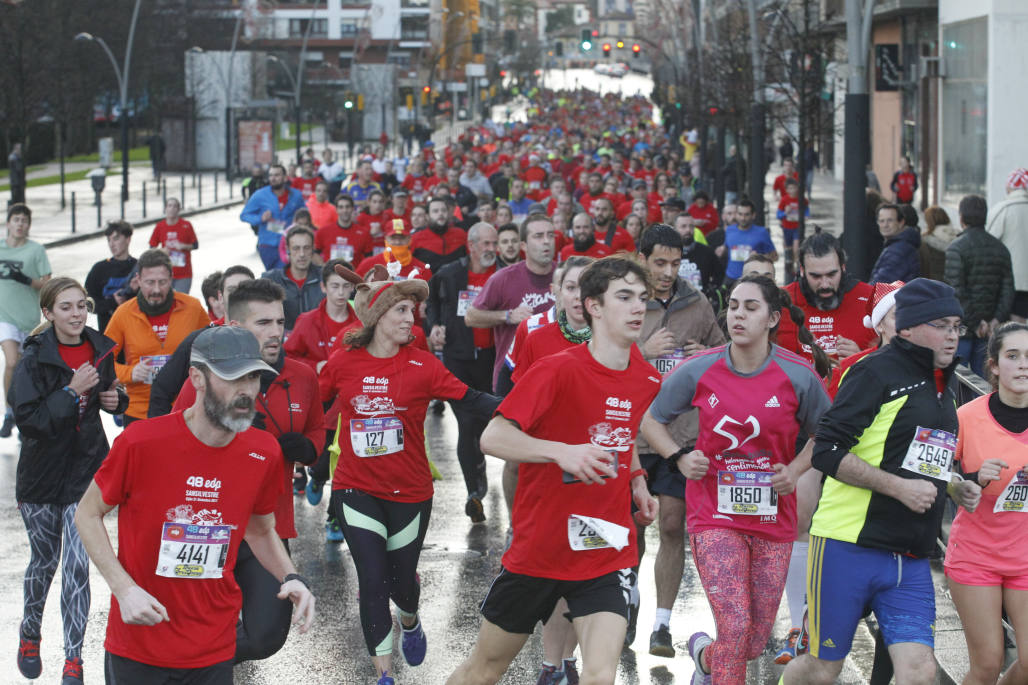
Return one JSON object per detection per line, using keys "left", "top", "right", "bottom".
{"left": 764, "top": 396, "right": 781, "bottom": 408}
{"left": 186, "top": 476, "right": 222, "bottom": 489}
{"left": 708, "top": 393, "right": 719, "bottom": 408}
{"left": 520, "top": 292, "right": 556, "bottom": 310}
{"left": 166, "top": 504, "right": 224, "bottom": 525}
{"left": 588, "top": 422, "right": 634, "bottom": 452}
{"left": 351, "top": 394, "right": 404, "bottom": 416}
{"left": 712, "top": 414, "right": 761, "bottom": 451}
{"left": 248, "top": 451, "right": 266, "bottom": 461}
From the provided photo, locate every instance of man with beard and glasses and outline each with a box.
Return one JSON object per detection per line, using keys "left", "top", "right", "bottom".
{"left": 103, "top": 249, "right": 211, "bottom": 425}
{"left": 76, "top": 326, "right": 316, "bottom": 684}
{"left": 170, "top": 279, "right": 324, "bottom": 664}
{"left": 426, "top": 223, "right": 500, "bottom": 523}
{"left": 240, "top": 164, "right": 307, "bottom": 270}
{"left": 560, "top": 212, "right": 614, "bottom": 261}
{"left": 778, "top": 230, "right": 876, "bottom": 363}
{"left": 411, "top": 197, "right": 469, "bottom": 270}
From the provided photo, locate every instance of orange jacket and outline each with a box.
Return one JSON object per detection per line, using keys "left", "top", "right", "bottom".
{"left": 104, "top": 293, "right": 211, "bottom": 419}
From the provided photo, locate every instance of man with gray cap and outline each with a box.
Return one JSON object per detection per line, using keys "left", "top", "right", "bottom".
{"left": 75, "top": 326, "right": 315, "bottom": 683}
{"left": 783, "top": 278, "right": 981, "bottom": 685}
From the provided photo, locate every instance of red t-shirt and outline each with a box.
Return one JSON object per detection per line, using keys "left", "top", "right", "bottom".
{"left": 355, "top": 212, "right": 388, "bottom": 252}
{"left": 894, "top": 171, "right": 917, "bottom": 203}
{"left": 58, "top": 339, "right": 95, "bottom": 417}
{"left": 687, "top": 203, "right": 720, "bottom": 235}
{"left": 497, "top": 343, "right": 661, "bottom": 580}
{"left": 148, "top": 312, "right": 171, "bottom": 343}
{"left": 321, "top": 307, "right": 350, "bottom": 350}
{"left": 778, "top": 280, "right": 876, "bottom": 361}
{"left": 778, "top": 195, "right": 806, "bottom": 230}
{"left": 466, "top": 268, "right": 495, "bottom": 349}
{"left": 773, "top": 172, "right": 799, "bottom": 200}
{"left": 594, "top": 226, "right": 635, "bottom": 253}
{"left": 320, "top": 345, "right": 467, "bottom": 502}
{"left": 93, "top": 414, "right": 282, "bottom": 668}
{"left": 291, "top": 176, "right": 318, "bottom": 199}
{"left": 287, "top": 267, "right": 307, "bottom": 291}
{"left": 314, "top": 223, "right": 374, "bottom": 264}
{"left": 510, "top": 321, "right": 575, "bottom": 383}
{"left": 149, "top": 220, "right": 197, "bottom": 279}
{"left": 559, "top": 241, "right": 614, "bottom": 262}
{"left": 503, "top": 308, "right": 556, "bottom": 371}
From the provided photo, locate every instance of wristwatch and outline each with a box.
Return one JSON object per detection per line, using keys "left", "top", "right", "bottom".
{"left": 283, "top": 572, "right": 311, "bottom": 590}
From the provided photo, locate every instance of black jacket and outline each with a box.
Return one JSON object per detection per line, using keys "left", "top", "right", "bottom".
{"left": 944, "top": 226, "right": 1015, "bottom": 330}
{"left": 425, "top": 257, "right": 493, "bottom": 362}
{"left": 148, "top": 326, "right": 212, "bottom": 417}
{"left": 12, "top": 326, "right": 128, "bottom": 504}
{"left": 870, "top": 225, "right": 921, "bottom": 284}
{"left": 811, "top": 337, "right": 958, "bottom": 558}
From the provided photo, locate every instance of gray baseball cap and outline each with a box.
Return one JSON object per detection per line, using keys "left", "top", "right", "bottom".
{"left": 190, "top": 327, "right": 277, "bottom": 380}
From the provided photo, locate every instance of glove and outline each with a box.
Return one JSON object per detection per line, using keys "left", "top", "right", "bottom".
{"left": 4, "top": 266, "right": 30, "bottom": 285}
{"left": 251, "top": 411, "right": 268, "bottom": 431}
{"left": 278, "top": 431, "right": 316, "bottom": 464}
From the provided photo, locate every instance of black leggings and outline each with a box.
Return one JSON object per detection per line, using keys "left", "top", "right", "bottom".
{"left": 233, "top": 539, "right": 292, "bottom": 663}
{"left": 445, "top": 351, "right": 495, "bottom": 497}
{"left": 332, "top": 489, "right": 432, "bottom": 656}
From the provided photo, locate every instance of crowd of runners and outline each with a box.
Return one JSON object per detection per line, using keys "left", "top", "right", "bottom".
{"left": 1, "top": 86, "right": 1027, "bottom": 685}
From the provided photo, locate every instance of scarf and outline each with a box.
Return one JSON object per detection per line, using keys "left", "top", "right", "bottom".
{"left": 384, "top": 245, "right": 413, "bottom": 267}
{"left": 558, "top": 309, "right": 591, "bottom": 344}
{"left": 136, "top": 289, "right": 175, "bottom": 317}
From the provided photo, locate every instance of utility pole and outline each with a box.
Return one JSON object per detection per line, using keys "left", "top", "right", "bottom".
{"left": 745, "top": 0, "right": 767, "bottom": 225}
{"left": 842, "top": 0, "right": 875, "bottom": 279}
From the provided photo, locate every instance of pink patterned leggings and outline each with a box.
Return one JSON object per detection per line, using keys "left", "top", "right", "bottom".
{"left": 690, "top": 528, "right": 793, "bottom": 684}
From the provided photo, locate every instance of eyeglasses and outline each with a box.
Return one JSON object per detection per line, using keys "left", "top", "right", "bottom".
{"left": 923, "top": 321, "right": 967, "bottom": 337}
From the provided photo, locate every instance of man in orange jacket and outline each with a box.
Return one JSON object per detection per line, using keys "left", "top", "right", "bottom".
{"left": 103, "top": 249, "right": 210, "bottom": 423}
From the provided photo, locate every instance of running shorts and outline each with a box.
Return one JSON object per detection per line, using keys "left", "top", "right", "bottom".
{"left": 640, "top": 452, "right": 687, "bottom": 499}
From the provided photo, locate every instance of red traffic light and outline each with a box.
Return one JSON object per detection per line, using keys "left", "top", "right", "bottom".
{"left": 499, "top": 69, "right": 507, "bottom": 77}
{"left": 422, "top": 85, "right": 431, "bottom": 93}
{"left": 632, "top": 43, "right": 640, "bottom": 53}
{"left": 708, "top": 106, "right": 719, "bottom": 115}
{"left": 602, "top": 43, "right": 611, "bottom": 51}
{"left": 591, "top": 29, "right": 599, "bottom": 37}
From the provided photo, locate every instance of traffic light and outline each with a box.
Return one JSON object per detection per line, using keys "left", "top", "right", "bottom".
{"left": 591, "top": 29, "right": 598, "bottom": 37}
{"left": 420, "top": 85, "right": 430, "bottom": 105}
{"left": 602, "top": 43, "right": 611, "bottom": 57}
{"left": 343, "top": 92, "right": 354, "bottom": 110}
{"left": 357, "top": 94, "right": 365, "bottom": 111}
{"left": 616, "top": 40, "right": 624, "bottom": 49}
{"left": 708, "top": 106, "right": 719, "bottom": 116}
{"left": 580, "top": 28, "right": 590, "bottom": 42}
{"left": 580, "top": 28, "right": 592, "bottom": 51}
{"left": 581, "top": 40, "right": 592, "bottom": 52}
{"left": 555, "top": 41, "right": 563, "bottom": 57}
{"left": 632, "top": 43, "right": 641, "bottom": 58}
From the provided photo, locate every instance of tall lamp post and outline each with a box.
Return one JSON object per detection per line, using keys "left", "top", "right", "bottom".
{"left": 74, "top": 0, "right": 142, "bottom": 215}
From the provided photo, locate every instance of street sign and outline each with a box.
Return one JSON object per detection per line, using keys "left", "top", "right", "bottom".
{"left": 465, "top": 63, "right": 486, "bottom": 78}
{"left": 446, "top": 81, "right": 468, "bottom": 92}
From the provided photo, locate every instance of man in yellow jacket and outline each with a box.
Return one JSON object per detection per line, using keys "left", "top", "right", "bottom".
{"left": 104, "top": 249, "right": 210, "bottom": 423}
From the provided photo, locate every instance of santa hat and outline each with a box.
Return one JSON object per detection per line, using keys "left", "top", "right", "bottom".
{"left": 863, "top": 281, "right": 904, "bottom": 330}
{"left": 1007, "top": 168, "right": 1028, "bottom": 190}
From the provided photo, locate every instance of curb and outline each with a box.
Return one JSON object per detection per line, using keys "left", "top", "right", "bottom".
{"left": 43, "top": 198, "right": 245, "bottom": 248}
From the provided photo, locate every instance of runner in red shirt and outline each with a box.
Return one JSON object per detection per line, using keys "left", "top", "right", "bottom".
{"left": 355, "top": 190, "right": 390, "bottom": 254}
{"left": 75, "top": 327, "right": 314, "bottom": 683}
{"left": 686, "top": 191, "right": 720, "bottom": 236}
{"left": 642, "top": 275, "right": 830, "bottom": 684}
{"left": 149, "top": 198, "right": 198, "bottom": 293}
{"left": 559, "top": 213, "right": 614, "bottom": 262}
{"left": 356, "top": 220, "right": 432, "bottom": 282}
{"left": 315, "top": 195, "right": 374, "bottom": 265}
{"left": 320, "top": 266, "right": 499, "bottom": 683}
{"left": 291, "top": 159, "right": 319, "bottom": 199}
{"left": 773, "top": 159, "right": 799, "bottom": 201}
{"left": 448, "top": 256, "right": 661, "bottom": 685}
{"left": 285, "top": 260, "right": 357, "bottom": 374}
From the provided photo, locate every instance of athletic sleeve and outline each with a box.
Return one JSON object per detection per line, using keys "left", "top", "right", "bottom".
{"left": 811, "top": 360, "right": 885, "bottom": 477}
{"left": 793, "top": 367, "right": 831, "bottom": 436}
{"left": 93, "top": 430, "right": 134, "bottom": 507}
{"left": 149, "top": 226, "right": 161, "bottom": 248}
{"left": 495, "top": 356, "right": 563, "bottom": 432}
{"left": 427, "top": 352, "right": 469, "bottom": 401}
{"left": 254, "top": 441, "right": 284, "bottom": 516}
{"left": 472, "top": 271, "right": 504, "bottom": 311}
{"left": 648, "top": 356, "right": 709, "bottom": 425}
{"left": 31, "top": 242, "right": 51, "bottom": 277}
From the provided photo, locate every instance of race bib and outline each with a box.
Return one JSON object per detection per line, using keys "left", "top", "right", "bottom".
{"left": 330, "top": 242, "right": 355, "bottom": 262}
{"left": 169, "top": 249, "right": 186, "bottom": 268}
{"left": 677, "top": 262, "right": 702, "bottom": 288}
{"left": 729, "top": 244, "right": 753, "bottom": 263}
{"left": 654, "top": 348, "right": 686, "bottom": 376}
{"left": 457, "top": 287, "right": 481, "bottom": 317}
{"left": 900, "top": 426, "right": 955, "bottom": 481}
{"left": 350, "top": 417, "right": 404, "bottom": 457}
{"left": 156, "top": 522, "right": 231, "bottom": 579}
{"left": 787, "top": 206, "right": 799, "bottom": 222}
{"left": 140, "top": 354, "right": 171, "bottom": 384}
{"left": 567, "top": 514, "right": 629, "bottom": 551}
{"left": 717, "top": 471, "right": 778, "bottom": 516}
{"left": 372, "top": 246, "right": 386, "bottom": 256}
{"left": 995, "top": 471, "right": 1028, "bottom": 513}
{"left": 267, "top": 219, "right": 286, "bottom": 234}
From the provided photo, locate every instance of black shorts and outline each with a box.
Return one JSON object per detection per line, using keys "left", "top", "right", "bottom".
{"left": 104, "top": 652, "right": 233, "bottom": 685}
{"left": 480, "top": 566, "right": 632, "bottom": 635}
{"left": 640, "top": 452, "right": 687, "bottom": 499}
{"left": 1013, "top": 291, "right": 1028, "bottom": 319}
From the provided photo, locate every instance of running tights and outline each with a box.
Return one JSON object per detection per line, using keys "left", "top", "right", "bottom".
{"left": 234, "top": 539, "right": 292, "bottom": 663}
{"left": 333, "top": 489, "right": 432, "bottom": 656}
{"left": 19, "top": 502, "right": 90, "bottom": 659}
{"left": 690, "top": 528, "right": 792, "bottom": 684}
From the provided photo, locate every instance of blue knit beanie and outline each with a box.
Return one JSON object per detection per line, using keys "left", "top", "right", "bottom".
{"left": 894, "top": 278, "right": 963, "bottom": 331}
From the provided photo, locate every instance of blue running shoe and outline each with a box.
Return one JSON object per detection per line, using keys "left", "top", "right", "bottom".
{"left": 399, "top": 614, "right": 427, "bottom": 666}
{"left": 305, "top": 476, "right": 323, "bottom": 506}
{"left": 376, "top": 671, "right": 395, "bottom": 685}
{"left": 325, "top": 518, "right": 344, "bottom": 543}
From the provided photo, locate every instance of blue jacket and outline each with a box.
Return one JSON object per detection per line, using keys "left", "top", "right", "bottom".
{"left": 870, "top": 225, "right": 921, "bottom": 284}
{"left": 240, "top": 186, "right": 306, "bottom": 247}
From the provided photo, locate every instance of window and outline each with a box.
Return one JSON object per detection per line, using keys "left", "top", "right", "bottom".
{"left": 338, "top": 53, "right": 353, "bottom": 70}
{"left": 400, "top": 16, "right": 429, "bottom": 40}
{"left": 387, "top": 53, "right": 412, "bottom": 67}
{"left": 941, "top": 18, "right": 987, "bottom": 200}
{"left": 289, "top": 18, "right": 328, "bottom": 38}
{"left": 340, "top": 22, "right": 360, "bottom": 37}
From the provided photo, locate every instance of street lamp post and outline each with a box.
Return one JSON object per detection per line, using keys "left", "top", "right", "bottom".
{"left": 74, "top": 0, "right": 143, "bottom": 216}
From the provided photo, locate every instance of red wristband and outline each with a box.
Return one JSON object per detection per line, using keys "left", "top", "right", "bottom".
{"left": 630, "top": 468, "right": 648, "bottom": 482}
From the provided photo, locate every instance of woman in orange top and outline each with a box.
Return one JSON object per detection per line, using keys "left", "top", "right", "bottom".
{"left": 946, "top": 322, "right": 1028, "bottom": 685}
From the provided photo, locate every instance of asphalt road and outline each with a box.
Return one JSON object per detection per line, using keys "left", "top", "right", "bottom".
{"left": 0, "top": 205, "right": 881, "bottom": 684}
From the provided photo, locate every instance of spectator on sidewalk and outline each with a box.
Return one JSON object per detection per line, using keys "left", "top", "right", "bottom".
{"left": 149, "top": 198, "right": 198, "bottom": 294}
{"left": 85, "top": 221, "right": 137, "bottom": 334}
{"left": 240, "top": 164, "right": 306, "bottom": 270}
{"left": 890, "top": 155, "right": 919, "bottom": 204}
{"left": 918, "top": 206, "right": 957, "bottom": 282}
{"left": 870, "top": 203, "right": 920, "bottom": 284}
{"left": 945, "top": 194, "right": 1015, "bottom": 377}
{"left": 146, "top": 133, "right": 165, "bottom": 183}
{"left": 8, "top": 143, "right": 25, "bottom": 206}
{"left": 987, "top": 168, "right": 1028, "bottom": 322}
{"left": 0, "top": 203, "right": 51, "bottom": 438}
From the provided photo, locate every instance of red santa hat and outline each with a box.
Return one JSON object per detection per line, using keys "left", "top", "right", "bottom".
{"left": 863, "top": 281, "right": 904, "bottom": 330}
{"left": 1007, "top": 168, "right": 1028, "bottom": 190}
